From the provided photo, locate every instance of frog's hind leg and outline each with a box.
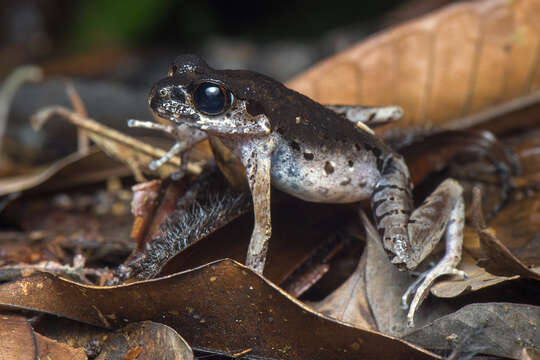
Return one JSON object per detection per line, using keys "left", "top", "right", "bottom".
{"left": 326, "top": 105, "right": 403, "bottom": 132}
{"left": 404, "top": 179, "right": 466, "bottom": 326}
{"left": 371, "top": 156, "right": 466, "bottom": 326}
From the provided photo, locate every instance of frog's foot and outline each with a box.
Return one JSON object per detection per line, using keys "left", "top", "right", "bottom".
{"left": 402, "top": 259, "right": 467, "bottom": 327}
{"left": 403, "top": 191, "right": 467, "bottom": 327}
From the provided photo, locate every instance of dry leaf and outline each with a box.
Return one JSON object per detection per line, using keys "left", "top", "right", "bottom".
{"left": 0, "top": 260, "right": 438, "bottom": 359}
{"left": 0, "top": 149, "right": 131, "bottom": 196}
{"left": 404, "top": 303, "right": 540, "bottom": 359}
{"left": 311, "top": 247, "right": 376, "bottom": 331}
{"left": 96, "top": 321, "right": 193, "bottom": 360}
{"left": 287, "top": 0, "right": 540, "bottom": 133}
{"left": 0, "top": 314, "right": 86, "bottom": 360}
{"left": 477, "top": 228, "right": 540, "bottom": 280}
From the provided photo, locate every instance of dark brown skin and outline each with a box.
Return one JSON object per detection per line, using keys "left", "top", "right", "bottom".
{"left": 131, "top": 55, "right": 467, "bottom": 326}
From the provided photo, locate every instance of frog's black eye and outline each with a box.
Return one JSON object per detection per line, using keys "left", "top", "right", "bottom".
{"left": 193, "top": 82, "right": 230, "bottom": 115}
{"left": 168, "top": 64, "right": 178, "bottom": 77}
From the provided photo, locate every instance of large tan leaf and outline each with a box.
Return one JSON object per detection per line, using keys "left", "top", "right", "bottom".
{"left": 0, "top": 259, "right": 438, "bottom": 360}
{"left": 287, "top": 0, "right": 540, "bottom": 131}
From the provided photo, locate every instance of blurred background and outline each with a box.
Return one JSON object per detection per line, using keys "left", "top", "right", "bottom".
{"left": 0, "top": 0, "right": 460, "bottom": 165}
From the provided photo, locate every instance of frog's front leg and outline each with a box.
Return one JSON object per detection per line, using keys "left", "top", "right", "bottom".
{"left": 127, "top": 120, "right": 208, "bottom": 170}
{"left": 235, "top": 134, "right": 276, "bottom": 273}
{"left": 326, "top": 105, "right": 403, "bottom": 129}
{"left": 371, "top": 155, "right": 466, "bottom": 326}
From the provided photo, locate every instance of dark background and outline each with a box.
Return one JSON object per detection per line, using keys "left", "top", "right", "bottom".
{"left": 0, "top": 0, "right": 460, "bottom": 163}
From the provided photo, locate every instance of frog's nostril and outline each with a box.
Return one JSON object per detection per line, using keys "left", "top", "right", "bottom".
{"left": 159, "top": 88, "right": 169, "bottom": 97}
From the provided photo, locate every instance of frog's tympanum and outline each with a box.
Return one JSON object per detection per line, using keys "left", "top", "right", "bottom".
{"left": 129, "top": 55, "right": 466, "bottom": 325}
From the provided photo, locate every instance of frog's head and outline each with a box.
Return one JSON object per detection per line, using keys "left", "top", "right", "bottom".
{"left": 149, "top": 55, "right": 240, "bottom": 132}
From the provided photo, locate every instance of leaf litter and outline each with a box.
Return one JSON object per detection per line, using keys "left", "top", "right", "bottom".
{"left": 2, "top": 0, "right": 540, "bottom": 358}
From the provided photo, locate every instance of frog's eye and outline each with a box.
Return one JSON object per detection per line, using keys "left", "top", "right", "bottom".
{"left": 168, "top": 64, "right": 178, "bottom": 77}
{"left": 193, "top": 82, "right": 230, "bottom": 115}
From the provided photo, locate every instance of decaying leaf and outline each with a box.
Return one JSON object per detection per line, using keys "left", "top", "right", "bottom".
{"left": 311, "top": 244, "right": 376, "bottom": 331}
{"left": 287, "top": 0, "right": 540, "bottom": 135}
{"left": 0, "top": 260, "right": 438, "bottom": 359}
{"left": 96, "top": 321, "right": 193, "bottom": 360}
{"left": 477, "top": 228, "right": 540, "bottom": 281}
{"left": 404, "top": 303, "right": 540, "bottom": 359}
{"left": 0, "top": 313, "right": 86, "bottom": 360}
{"left": 0, "top": 148, "right": 130, "bottom": 196}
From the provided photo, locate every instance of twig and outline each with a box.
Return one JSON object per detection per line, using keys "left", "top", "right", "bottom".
{"left": 30, "top": 105, "right": 203, "bottom": 175}
{"left": 0, "top": 65, "right": 43, "bottom": 150}
{"left": 64, "top": 81, "right": 90, "bottom": 154}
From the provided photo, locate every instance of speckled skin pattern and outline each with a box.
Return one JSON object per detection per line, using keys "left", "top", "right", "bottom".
{"left": 146, "top": 55, "right": 466, "bottom": 325}
{"left": 149, "top": 56, "right": 390, "bottom": 203}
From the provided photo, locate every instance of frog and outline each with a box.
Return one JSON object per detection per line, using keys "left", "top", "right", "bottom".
{"left": 128, "top": 54, "right": 466, "bottom": 326}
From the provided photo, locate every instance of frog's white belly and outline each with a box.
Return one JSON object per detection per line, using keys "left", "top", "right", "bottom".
{"left": 270, "top": 137, "right": 380, "bottom": 203}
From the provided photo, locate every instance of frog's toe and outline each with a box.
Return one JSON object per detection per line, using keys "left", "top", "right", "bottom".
{"left": 404, "top": 262, "right": 467, "bottom": 327}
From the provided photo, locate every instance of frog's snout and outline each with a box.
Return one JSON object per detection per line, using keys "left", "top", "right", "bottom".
{"left": 149, "top": 80, "right": 187, "bottom": 109}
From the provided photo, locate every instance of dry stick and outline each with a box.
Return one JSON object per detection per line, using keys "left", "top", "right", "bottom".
{"left": 0, "top": 65, "right": 43, "bottom": 151}
{"left": 31, "top": 106, "right": 201, "bottom": 175}
{"left": 64, "top": 81, "right": 90, "bottom": 154}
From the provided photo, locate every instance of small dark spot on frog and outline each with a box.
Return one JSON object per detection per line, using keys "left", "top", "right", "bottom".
{"left": 348, "top": 160, "right": 354, "bottom": 167}
{"left": 324, "top": 161, "right": 334, "bottom": 175}
{"left": 359, "top": 180, "right": 367, "bottom": 188}
{"left": 368, "top": 112, "right": 376, "bottom": 122}
{"left": 340, "top": 178, "right": 351, "bottom": 186}
{"left": 277, "top": 127, "right": 285, "bottom": 135}
{"left": 290, "top": 141, "right": 300, "bottom": 151}
{"left": 303, "top": 152, "right": 314, "bottom": 161}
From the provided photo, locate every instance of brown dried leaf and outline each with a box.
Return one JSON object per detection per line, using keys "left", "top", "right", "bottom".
{"left": 0, "top": 313, "right": 86, "bottom": 360}
{"left": 0, "top": 149, "right": 130, "bottom": 196}
{"left": 0, "top": 260, "right": 438, "bottom": 359}
{"left": 477, "top": 228, "right": 540, "bottom": 280}
{"left": 287, "top": 0, "right": 540, "bottom": 133}
{"left": 404, "top": 303, "right": 540, "bottom": 359}
{"left": 96, "top": 321, "right": 193, "bottom": 360}
{"left": 311, "top": 247, "right": 376, "bottom": 331}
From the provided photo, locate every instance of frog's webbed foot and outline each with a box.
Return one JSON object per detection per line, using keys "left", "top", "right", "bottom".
{"left": 404, "top": 179, "right": 466, "bottom": 326}
{"left": 402, "top": 249, "right": 467, "bottom": 326}
{"left": 326, "top": 105, "right": 403, "bottom": 133}
{"left": 127, "top": 119, "right": 208, "bottom": 171}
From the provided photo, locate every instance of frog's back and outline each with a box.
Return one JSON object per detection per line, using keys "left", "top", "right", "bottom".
{"left": 219, "top": 69, "right": 393, "bottom": 203}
